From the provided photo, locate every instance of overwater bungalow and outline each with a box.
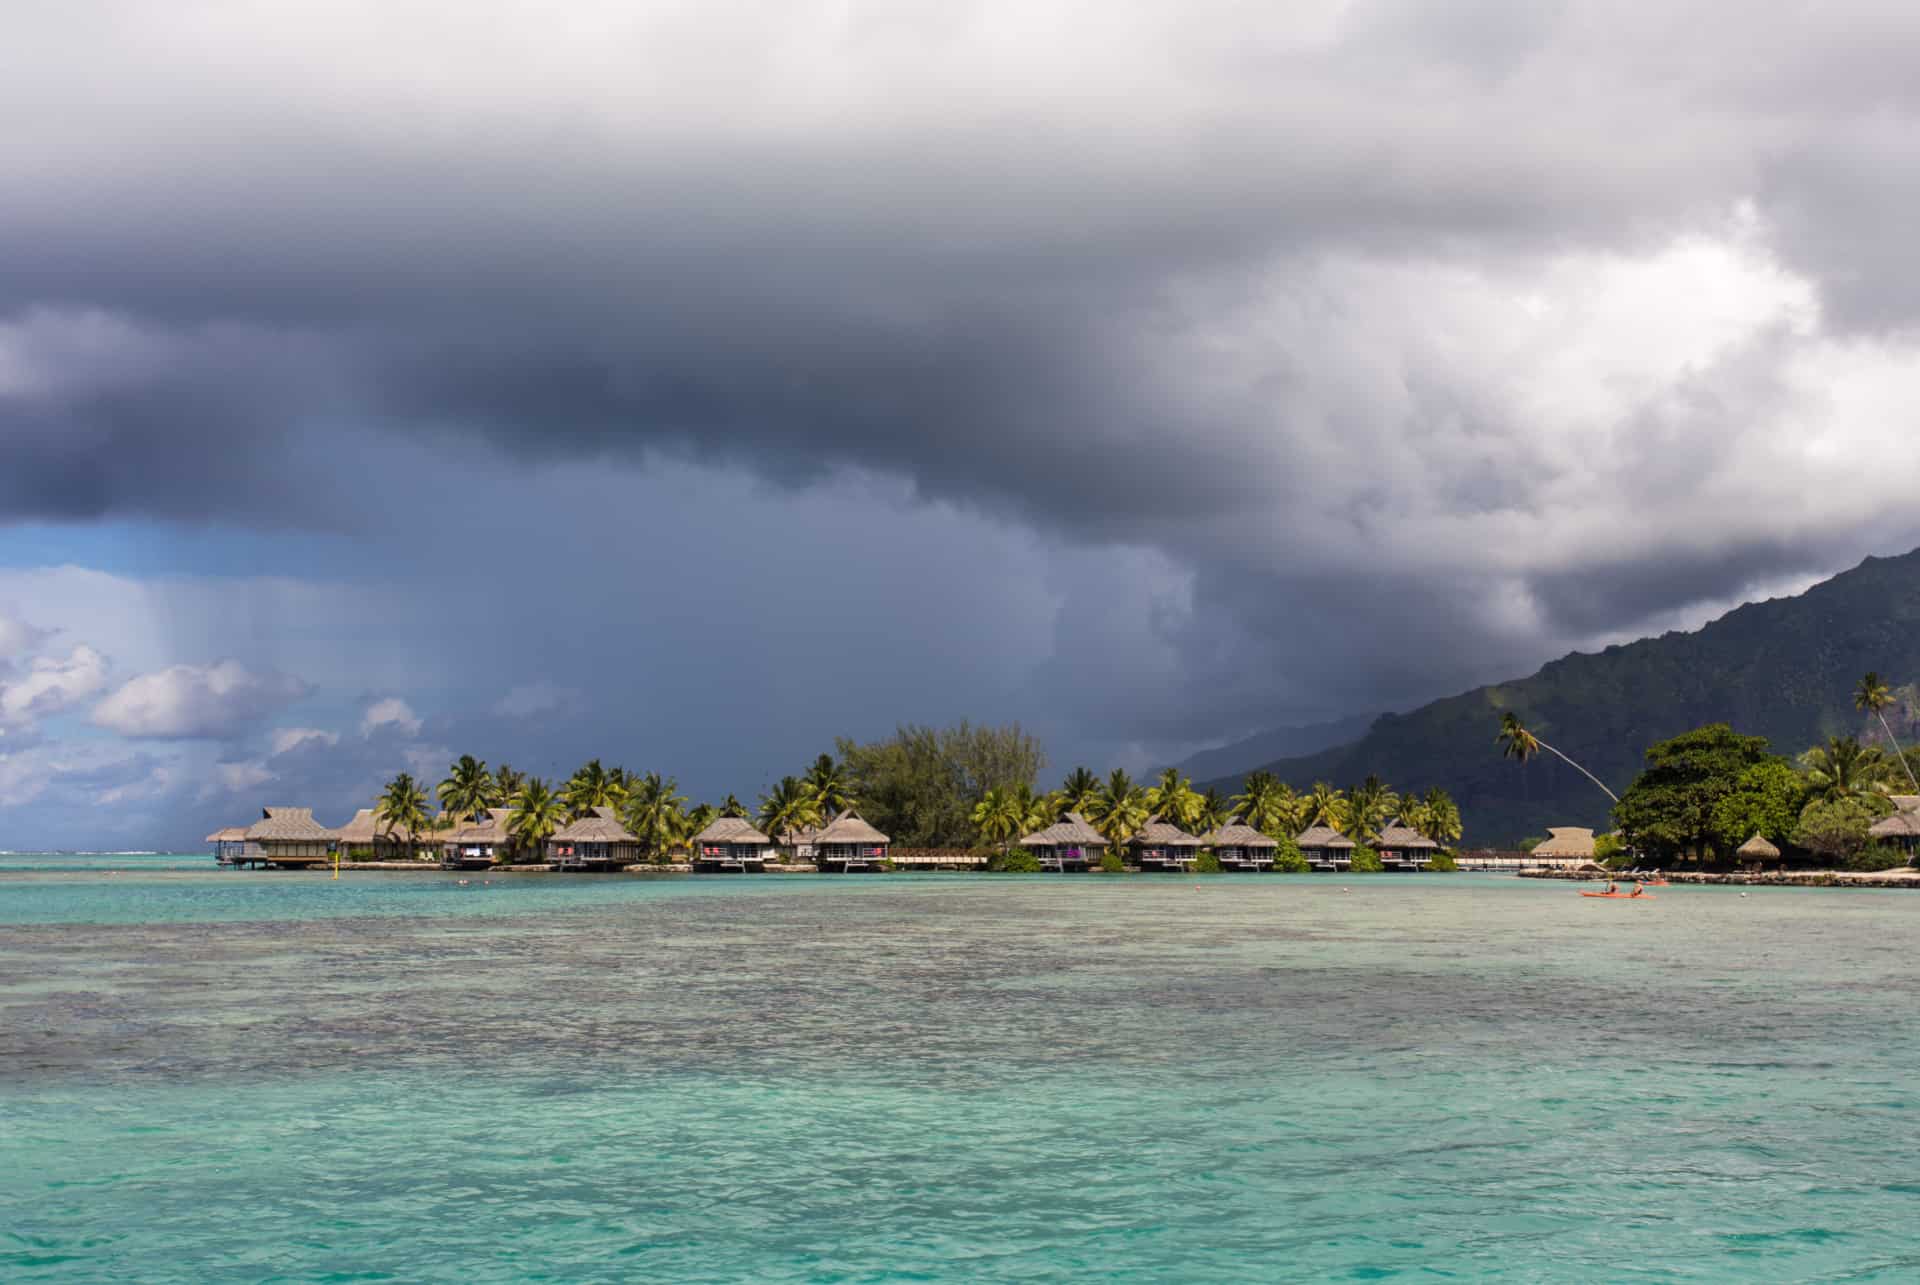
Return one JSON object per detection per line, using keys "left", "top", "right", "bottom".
{"left": 813, "top": 810, "right": 890, "bottom": 872}
{"left": 1129, "top": 816, "right": 1201, "bottom": 870}
{"left": 1204, "top": 818, "right": 1278, "bottom": 871}
{"left": 1296, "top": 823, "right": 1356, "bottom": 870}
{"left": 692, "top": 815, "right": 774, "bottom": 873}
{"left": 205, "top": 826, "right": 249, "bottom": 865}
{"left": 777, "top": 821, "right": 821, "bottom": 861}
{"left": 1528, "top": 827, "right": 1597, "bottom": 867}
{"left": 547, "top": 806, "right": 642, "bottom": 871}
{"left": 440, "top": 808, "right": 513, "bottom": 869}
{"left": 334, "top": 807, "right": 421, "bottom": 860}
{"left": 1019, "top": 811, "right": 1106, "bottom": 872}
{"left": 241, "top": 806, "right": 336, "bottom": 869}
{"left": 1374, "top": 819, "right": 1439, "bottom": 870}
{"left": 1867, "top": 796, "right": 1920, "bottom": 859}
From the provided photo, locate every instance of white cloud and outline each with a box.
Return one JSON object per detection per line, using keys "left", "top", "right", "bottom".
{"left": 98, "top": 764, "right": 176, "bottom": 805}
{"left": 206, "top": 759, "right": 275, "bottom": 797}
{"left": 91, "top": 659, "right": 310, "bottom": 738}
{"left": 0, "top": 644, "right": 109, "bottom": 729}
{"left": 0, "top": 612, "right": 53, "bottom": 662}
{"left": 493, "top": 681, "right": 579, "bottom": 718}
{"left": 270, "top": 726, "right": 339, "bottom": 756}
{"left": 361, "top": 697, "right": 422, "bottom": 737}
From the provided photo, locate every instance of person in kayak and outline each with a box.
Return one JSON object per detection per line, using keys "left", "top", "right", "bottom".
{"left": 1604, "top": 880, "right": 1617, "bottom": 895}
{"left": 1628, "top": 882, "right": 1644, "bottom": 898}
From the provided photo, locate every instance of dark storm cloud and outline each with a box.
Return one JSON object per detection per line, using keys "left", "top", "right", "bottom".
{"left": 4, "top": 0, "right": 1920, "bottom": 762}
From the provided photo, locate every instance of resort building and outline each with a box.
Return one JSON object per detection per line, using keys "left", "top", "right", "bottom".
{"left": 1204, "top": 818, "right": 1278, "bottom": 871}
{"left": 813, "top": 810, "right": 891, "bottom": 872}
{"left": 334, "top": 807, "right": 420, "bottom": 860}
{"left": 1018, "top": 811, "right": 1106, "bottom": 872}
{"left": 241, "top": 806, "right": 336, "bottom": 868}
{"left": 692, "top": 815, "right": 774, "bottom": 872}
{"left": 1128, "top": 817, "right": 1201, "bottom": 870}
{"left": 1374, "top": 819, "right": 1439, "bottom": 870}
{"left": 205, "top": 826, "right": 249, "bottom": 865}
{"left": 547, "top": 806, "right": 643, "bottom": 871}
{"left": 777, "top": 821, "right": 821, "bottom": 861}
{"left": 440, "top": 808, "right": 514, "bottom": 868}
{"left": 1296, "top": 823, "right": 1356, "bottom": 870}
{"left": 1868, "top": 796, "right": 1920, "bottom": 858}
{"left": 1736, "top": 832, "right": 1783, "bottom": 869}
{"left": 1528, "top": 827, "right": 1598, "bottom": 867}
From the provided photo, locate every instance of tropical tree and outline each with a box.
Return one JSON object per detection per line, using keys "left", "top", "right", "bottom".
{"left": 1091, "top": 769, "right": 1150, "bottom": 849}
{"left": 1337, "top": 775, "right": 1398, "bottom": 844}
{"left": 758, "top": 776, "right": 823, "bottom": 848}
{"left": 1145, "top": 768, "right": 1202, "bottom": 830}
{"left": 1306, "top": 782, "right": 1345, "bottom": 829}
{"left": 507, "top": 777, "right": 569, "bottom": 862}
{"left": 1017, "top": 784, "right": 1062, "bottom": 836}
{"left": 719, "top": 793, "right": 748, "bottom": 818}
{"left": 1418, "top": 787, "right": 1463, "bottom": 846}
{"left": 375, "top": 772, "right": 431, "bottom": 862}
{"left": 1856, "top": 672, "right": 1920, "bottom": 792}
{"left": 1193, "top": 786, "right": 1230, "bottom": 835}
{"left": 563, "top": 758, "right": 624, "bottom": 817}
{"left": 621, "top": 772, "right": 689, "bottom": 863}
{"left": 1232, "top": 771, "right": 1303, "bottom": 838}
{"left": 492, "top": 762, "right": 526, "bottom": 807}
{"left": 972, "top": 788, "right": 1024, "bottom": 849}
{"left": 1059, "top": 766, "right": 1102, "bottom": 816}
{"left": 436, "top": 754, "right": 495, "bottom": 823}
{"left": 805, "top": 754, "right": 856, "bottom": 819}
{"left": 1613, "top": 724, "right": 1777, "bottom": 860}
{"left": 1799, "top": 736, "right": 1894, "bottom": 803}
{"left": 1497, "top": 711, "right": 1618, "bottom": 803}
{"left": 685, "top": 802, "right": 719, "bottom": 844}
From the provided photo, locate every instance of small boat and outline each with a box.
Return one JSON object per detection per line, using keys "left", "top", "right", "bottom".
{"left": 1580, "top": 891, "right": 1655, "bottom": 899}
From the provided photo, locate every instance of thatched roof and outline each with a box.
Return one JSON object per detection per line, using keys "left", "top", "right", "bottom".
{"left": 551, "top": 806, "right": 638, "bottom": 844}
{"left": 1296, "top": 823, "right": 1355, "bottom": 850}
{"left": 442, "top": 809, "right": 513, "bottom": 845}
{"left": 777, "top": 821, "right": 821, "bottom": 846}
{"left": 1375, "top": 820, "right": 1438, "bottom": 850}
{"left": 1888, "top": 794, "right": 1920, "bottom": 813}
{"left": 1020, "top": 811, "right": 1106, "bottom": 848}
{"left": 204, "top": 826, "right": 248, "bottom": 843}
{"left": 1869, "top": 808, "right": 1920, "bottom": 838}
{"left": 1206, "top": 818, "right": 1278, "bottom": 849}
{"left": 816, "top": 810, "right": 890, "bottom": 845}
{"left": 1132, "top": 817, "right": 1201, "bottom": 847}
{"left": 1736, "top": 832, "right": 1782, "bottom": 858}
{"left": 333, "top": 807, "right": 421, "bottom": 844}
{"left": 694, "top": 815, "right": 772, "bottom": 845}
{"left": 1531, "top": 827, "right": 1597, "bottom": 859}
{"left": 244, "top": 806, "right": 335, "bottom": 842}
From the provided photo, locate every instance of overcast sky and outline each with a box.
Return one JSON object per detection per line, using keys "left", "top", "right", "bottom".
{"left": 6, "top": 1, "right": 1920, "bottom": 848}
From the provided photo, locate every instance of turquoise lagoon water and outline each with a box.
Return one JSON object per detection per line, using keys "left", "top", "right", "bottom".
{"left": 3, "top": 864, "right": 1918, "bottom": 1281}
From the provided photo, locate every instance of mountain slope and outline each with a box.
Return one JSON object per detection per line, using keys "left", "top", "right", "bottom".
{"left": 1170, "top": 712, "right": 1375, "bottom": 783}
{"left": 1203, "top": 549, "right": 1920, "bottom": 845}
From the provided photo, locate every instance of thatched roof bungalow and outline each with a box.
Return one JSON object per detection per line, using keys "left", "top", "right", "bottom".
{"left": 205, "top": 826, "right": 249, "bottom": 864}
{"left": 242, "top": 806, "right": 335, "bottom": 868}
{"left": 693, "top": 815, "right": 774, "bottom": 872}
{"left": 1129, "top": 816, "right": 1201, "bottom": 870}
{"left": 1529, "top": 827, "right": 1597, "bottom": 864}
{"left": 441, "top": 808, "right": 514, "bottom": 868}
{"left": 1375, "top": 819, "right": 1440, "bottom": 870}
{"left": 1018, "top": 811, "right": 1105, "bottom": 871}
{"left": 333, "top": 807, "right": 425, "bottom": 858}
{"left": 1296, "top": 823, "right": 1355, "bottom": 869}
{"left": 548, "top": 807, "right": 642, "bottom": 870}
{"left": 1868, "top": 800, "right": 1920, "bottom": 856}
{"left": 1736, "top": 832, "right": 1783, "bottom": 868}
{"left": 814, "top": 810, "right": 890, "bottom": 872}
{"left": 1204, "top": 818, "right": 1279, "bottom": 871}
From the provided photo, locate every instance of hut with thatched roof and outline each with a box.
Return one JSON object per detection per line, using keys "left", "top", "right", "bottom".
{"left": 332, "top": 807, "right": 424, "bottom": 860}
{"left": 205, "top": 826, "right": 249, "bottom": 865}
{"left": 692, "top": 815, "right": 774, "bottom": 873}
{"left": 776, "top": 820, "right": 821, "bottom": 860}
{"left": 1374, "top": 819, "right": 1440, "bottom": 870}
{"left": 1867, "top": 798, "right": 1920, "bottom": 858}
{"left": 1529, "top": 827, "right": 1597, "bottom": 866}
{"left": 1018, "top": 811, "right": 1105, "bottom": 872}
{"left": 1736, "top": 832, "right": 1783, "bottom": 869}
{"left": 440, "top": 808, "right": 514, "bottom": 869}
{"left": 814, "top": 810, "right": 890, "bottom": 872}
{"left": 547, "top": 806, "right": 642, "bottom": 871}
{"left": 1128, "top": 816, "right": 1201, "bottom": 870}
{"left": 242, "top": 806, "right": 335, "bottom": 868}
{"left": 1204, "top": 817, "right": 1280, "bottom": 871}
{"left": 1296, "top": 823, "right": 1355, "bottom": 870}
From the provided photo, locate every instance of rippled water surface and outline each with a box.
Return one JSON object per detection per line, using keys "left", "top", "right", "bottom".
{"left": 4, "top": 865, "right": 1917, "bottom": 1281}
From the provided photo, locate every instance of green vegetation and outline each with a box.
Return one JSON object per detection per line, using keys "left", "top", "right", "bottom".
{"left": 839, "top": 722, "right": 1046, "bottom": 848}
{"left": 1193, "top": 851, "right": 1222, "bottom": 873}
{"left": 1271, "top": 834, "right": 1308, "bottom": 872}
{"left": 1349, "top": 845, "right": 1383, "bottom": 873}
{"left": 1792, "top": 795, "right": 1893, "bottom": 863}
{"left": 1098, "top": 850, "right": 1125, "bottom": 873}
{"left": 988, "top": 847, "right": 1042, "bottom": 873}
{"left": 1612, "top": 725, "right": 1776, "bottom": 860}
{"left": 375, "top": 772, "right": 430, "bottom": 861}
{"left": 1427, "top": 849, "right": 1458, "bottom": 872}
{"left": 1847, "top": 842, "right": 1910, "bottom": 872}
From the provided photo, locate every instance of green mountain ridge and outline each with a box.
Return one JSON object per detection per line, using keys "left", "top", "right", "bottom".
{"left": 1202, "top": 548, "right": 1920, "bottom": 845}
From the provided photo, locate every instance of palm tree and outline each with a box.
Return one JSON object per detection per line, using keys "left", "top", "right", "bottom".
{"left": 375, "top": 772, "right": 430, "bottom": 862}
{"left": 1059, "top": 767, "right": 1101, "bottom": 816}
{"left": 972, "top": 788, "right": 1024, "bottom": 849}
{"left": 507, "top": 777, "right": 568, "bottom": 862}
{"left": 621, "top": 772, "right": 689, "bottom": 863}
{"left": 804, "top": 754, "right": 855, "bottom": 818}
{"left": 1856, "top": 672, "right": 1920, "bottom": 792}
{"left": 436, "top": 754, "right": 495, "bottom": 823}
{"left": 685, "top": 802, "right": 719, "bottom": 844}
{"left": 1232, "top": 771, "right": 1304, "bottom": 838}
{"left": 1145, "top": 768, "right": 1202, "bottom": 830}
{"left": 1193, "top": 786, "right": 1230, "bottom": 835}
{"left": 1420, "top": 786, "right": 1463, "bottom": 846}
{"left": 719, "top": 793, "right": 748, "bottom": 819}
{"left": 1800, "top": 736, "right": 1894, "bottom": 803}
{"left": 758, "top": 776, "right": 823, "bottom": 849}
{"left": 1307, "top": 782, "right": 1345, "bottom": 829}
{"left": 1091, "top": 769, "right": 1149, "bottom": 849}
{"left": 563, "top": 758, "right": 623, "bottom": 817}
{"left": 1017, "top": 784, "right": 1062, "bottom": 837}
{"left": 492, "top": 762, "right": 526, "bottom": 807}
{"left": 1337, "top": 775, "right": 1397, "bottom": 845}
{"left": 1497, "top": 711, "right": 1618, "bottom": 803}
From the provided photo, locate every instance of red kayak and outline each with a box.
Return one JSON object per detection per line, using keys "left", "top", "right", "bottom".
{"left": 1581, "top": 891, "right": 1655, "bottom": 899}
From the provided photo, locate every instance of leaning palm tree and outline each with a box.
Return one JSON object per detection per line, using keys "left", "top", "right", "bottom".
{"left": 1800, "top": 736, "right": 1894, "bottom": 803}
{"left": 804, "top": 754, "right": 856, "bottom": 818}
{"left": 1091, "top": 769, "right": 1149, "bottom": 849}
{"left": 507, "top": 777, "right": 568, "bottom": 862}
{"left": 1856, "top": 672, "right": 1920, "bottom": 792}
{"left": 1497, "top": 711, "right": 1618, "bottom": 803}
{"left": 436, "top": 754, "right": 495, "bottom": 823}
{"left": 1146, "top": 768, "right": 1202, "bottom": 830}
{"left": 375, "top": 772, "right": 430, "bottom": 862}
{"left": 1059, "top": 767, "right": 1102, "bottom": 817}
{"left": 563, "top": 758, "right": 623, "bottom": 817}
{"left": 758, "top": 776, "right": 824, "bottom": 850}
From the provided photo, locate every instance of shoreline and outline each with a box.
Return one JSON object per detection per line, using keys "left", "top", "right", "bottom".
{"left": 1519, "top": 867, "right": 1920, "bottom": 888}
